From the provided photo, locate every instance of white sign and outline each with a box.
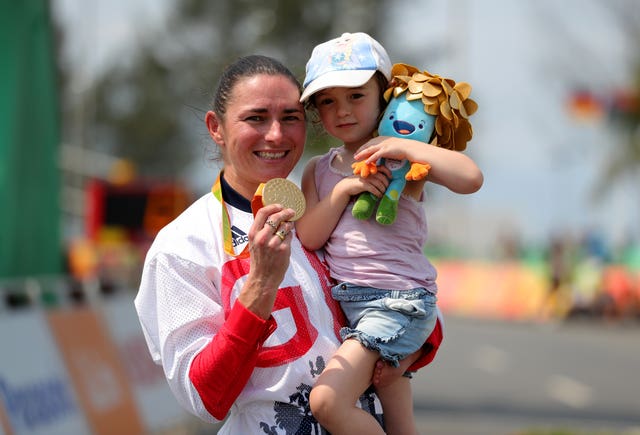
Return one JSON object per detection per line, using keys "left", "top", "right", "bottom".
{"left": 100, "top": 293, "right": 189, "bottom": 432}
{"left": 0, "top": 310, "right": 91, "bottom": 435}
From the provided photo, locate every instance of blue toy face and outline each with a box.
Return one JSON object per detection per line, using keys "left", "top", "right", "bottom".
{"left": 377, "top": 97, "right": 436, "bottom": 144}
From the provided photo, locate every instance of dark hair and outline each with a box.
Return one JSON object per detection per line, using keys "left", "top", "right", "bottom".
{"left": 373, "top": 71, "right": 390, "bottom": 110}
{"left": 212, "top": 55, "right": 302, "bottom": 119}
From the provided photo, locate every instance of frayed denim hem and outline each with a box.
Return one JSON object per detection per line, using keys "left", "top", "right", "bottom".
{"left": 340, "top": 327, "right": 405, "bottom": 367}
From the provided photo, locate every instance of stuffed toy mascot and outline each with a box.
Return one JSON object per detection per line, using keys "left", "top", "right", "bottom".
{"left": 351, "top": 63, "right": 478, "bottom": 225}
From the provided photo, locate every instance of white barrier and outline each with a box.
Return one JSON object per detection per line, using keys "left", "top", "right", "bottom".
{"left": 0, "top": 278, "right": 194, "bottom": 435}
{"left": 0, "top": 309, "right": 91, "bottom": 435}
{"left": 100, "top": 293, "right": 190, "bottom": 432}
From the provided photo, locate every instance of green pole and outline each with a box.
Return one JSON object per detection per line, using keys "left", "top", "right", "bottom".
{"left": 0, "top": 0, "right": 62, "bottom": 277}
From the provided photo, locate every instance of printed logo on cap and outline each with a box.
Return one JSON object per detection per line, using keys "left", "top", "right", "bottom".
{"left": 304, "top": 35, "right": 377, "bottom": 86}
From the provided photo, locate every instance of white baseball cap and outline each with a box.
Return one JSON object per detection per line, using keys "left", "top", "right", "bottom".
{"left": 300, "top": 32, "right": 392, "bottom": 103}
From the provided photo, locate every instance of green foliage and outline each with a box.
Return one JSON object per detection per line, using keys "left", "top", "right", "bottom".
{"left": 594, "top": 59, "right": 640, "bottom": 199}
{"left": 61, "top": 0, "right": 386, "bottom": 184}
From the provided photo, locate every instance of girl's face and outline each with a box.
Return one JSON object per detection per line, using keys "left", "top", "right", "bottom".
{"left": 206, "top": 74, "right": 306, "bottom": 199}
{"left": 313, "top": 77, "right": 382, "bottom": 150}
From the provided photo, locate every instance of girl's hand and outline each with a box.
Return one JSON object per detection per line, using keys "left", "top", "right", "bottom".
{"left": 372, "top": 350, "right": 421, "bottom": 388}
{"left": 355, "top": 136, "right": 426, "bottom": 164}
{"left": 335, "top": 171, "right": 390, "bottom": 199}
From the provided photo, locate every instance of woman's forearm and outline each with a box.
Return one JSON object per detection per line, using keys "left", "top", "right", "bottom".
{"left": 189, "top": 301, "right": 276, "bottom": 419}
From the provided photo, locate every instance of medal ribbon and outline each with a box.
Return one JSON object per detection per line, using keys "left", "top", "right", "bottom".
{"left": 212, "top": 174, "right": 266, "bottom": 258}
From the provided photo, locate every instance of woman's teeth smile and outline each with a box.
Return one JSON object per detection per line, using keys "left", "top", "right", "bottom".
{"left": 257, "top": 151, "right": 287, "bottom": 159}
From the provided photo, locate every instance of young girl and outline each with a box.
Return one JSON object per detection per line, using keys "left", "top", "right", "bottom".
{"left": 296, "top": 33, "right": 483, "bottom": 434}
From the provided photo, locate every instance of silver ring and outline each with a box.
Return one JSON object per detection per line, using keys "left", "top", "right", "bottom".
{"left": 266, "top": 220, "right": 278, "bottom": 231}
{"left": 275, "top": 229, "right": 287, "bottom": 241}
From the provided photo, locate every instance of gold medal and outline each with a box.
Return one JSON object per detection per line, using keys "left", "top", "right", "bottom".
{"left": 260, "top": 178, "right": 306, "bottom": 221}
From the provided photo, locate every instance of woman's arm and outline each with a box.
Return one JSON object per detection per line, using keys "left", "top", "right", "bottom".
{"left": 237, "top": 203, "right": 296, "bottom": 319}
{"left": 355, "top": 136, "right": 483, "bottom": 194}
{"left": 190, "top": 203, "right": 296, "bottom": 420}
{"left": 190, "top": 301, "right": 277, "bottom": 420}
{"left": 137, "top": 254, "right": 279, "bottom": 421}
{"left": 137, "top": 204, "right": 295, "bottom": 421}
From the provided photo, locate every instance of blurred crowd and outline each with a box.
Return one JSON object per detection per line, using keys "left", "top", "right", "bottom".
{"left": 3, "top": 221, "right": 640, "bottom": 327}
{"left": 538, "top": 230, "right": 640, "bottom": 323}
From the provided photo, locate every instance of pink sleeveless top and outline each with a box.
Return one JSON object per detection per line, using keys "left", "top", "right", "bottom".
{"left": 314, "top": 147, "right": 438, "bottom": 293}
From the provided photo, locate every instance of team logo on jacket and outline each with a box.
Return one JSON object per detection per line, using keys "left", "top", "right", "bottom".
{"left": 258, "top": 356, "right": 382, "bottom": 434}
{"left": 231, "top": 225, "right": 249, "bottom": 247}
{"left": 220, "top": 257, "right": 319, "bottom": 366}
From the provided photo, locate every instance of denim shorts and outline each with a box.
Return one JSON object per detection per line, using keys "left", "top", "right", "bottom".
{"left": 332, "top": 282, "right": 438, "bottom": 367}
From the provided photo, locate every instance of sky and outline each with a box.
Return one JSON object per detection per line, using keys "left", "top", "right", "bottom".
{"left": 383, "top": 0, "right": 638, "bottom": 251}
{"left": 51, "top": 0, "right": 639, "bottom": 255}
{"left": 53, "top": 0, "right": 168, "bottom": 80}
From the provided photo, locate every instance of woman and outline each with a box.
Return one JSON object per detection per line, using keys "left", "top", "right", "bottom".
{"left": 134, "top": 55, "right": 440, "bottom": 434}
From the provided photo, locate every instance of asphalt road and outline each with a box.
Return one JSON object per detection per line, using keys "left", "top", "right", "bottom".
{"left": 411, "top": 315, "right": 640, "bottom": 435}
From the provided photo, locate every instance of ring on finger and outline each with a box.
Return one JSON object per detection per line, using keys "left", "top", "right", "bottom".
{"left": 275, "top": 229, "right": 287, "bottom": 241}
{"left": 266, "top": 219, "right": 278, "bottom": 231}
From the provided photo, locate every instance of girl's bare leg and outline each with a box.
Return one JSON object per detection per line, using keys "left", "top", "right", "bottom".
{"left": 309, "top": 339, "right": 384, "bottom": 434}
{"left": 376, "top": 375, "right": 419, "bottom": 435}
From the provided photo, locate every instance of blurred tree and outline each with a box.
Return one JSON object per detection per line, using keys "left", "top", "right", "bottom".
{"left": 62, "top": 0, "right": 386, "bottom": 184}
{"left": 591, "top": 0, "right": 640, "bottom": 198}
{"left": 598, "top": 62, "right": 640, "bottom": 198}
{"left": 536, "top": 0, "right": 640, "bottom": 198}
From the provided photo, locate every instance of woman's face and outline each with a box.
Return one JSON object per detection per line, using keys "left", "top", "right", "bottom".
{"left": 207, "top": 74, "right": 306, "bottom": 199}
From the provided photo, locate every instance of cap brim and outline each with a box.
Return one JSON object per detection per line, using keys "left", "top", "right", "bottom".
{"left": 300, "top": 69, "right": 377, "bottom": 103}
